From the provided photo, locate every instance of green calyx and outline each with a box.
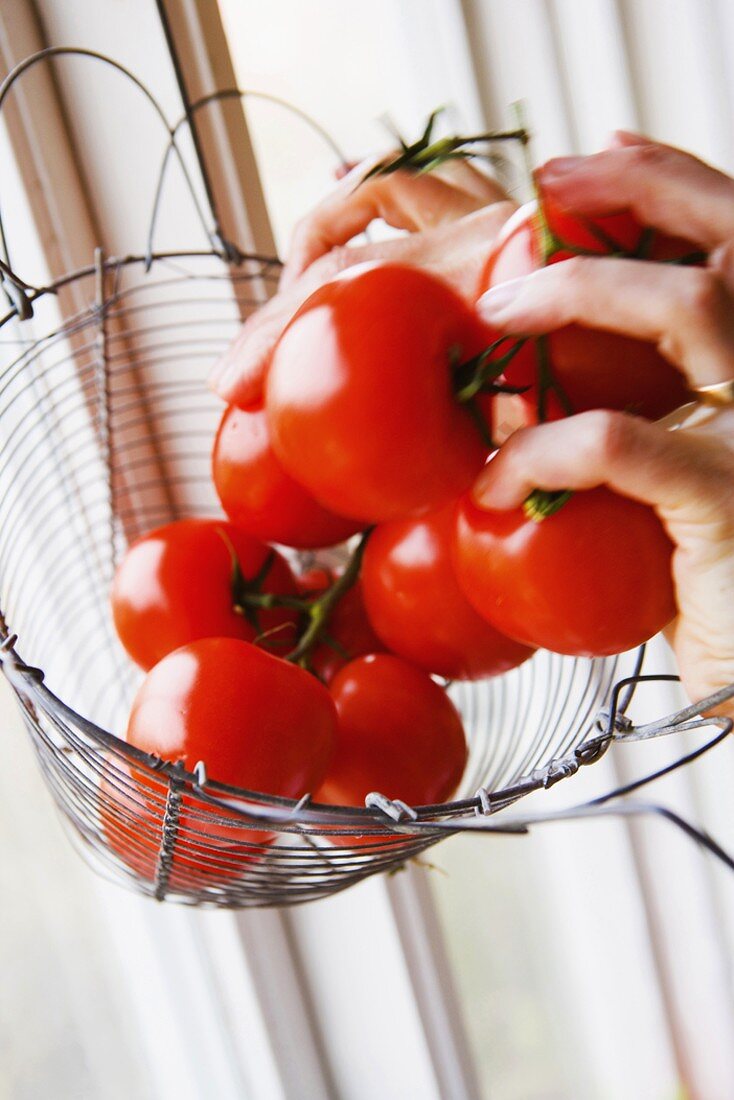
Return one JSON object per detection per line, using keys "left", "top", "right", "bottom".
{"left": 523, "top": 489, "right": 573, "bottom": 521}
{"left": 287, "top": 529, "right": 373, "bottom": 668}
{"left": 219, "top": 526, "right": 373, "bottom": 671}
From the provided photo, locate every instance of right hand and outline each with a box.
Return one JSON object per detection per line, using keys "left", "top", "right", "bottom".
{"left": 475, "top": 135, "right": 734, "bottom": 714}
{"left": 209, "top": 156, "right": 516, "bottom": 407}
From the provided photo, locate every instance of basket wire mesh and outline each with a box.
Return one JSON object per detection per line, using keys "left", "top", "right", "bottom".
{"left": 0, "top": 45, "right": 732, "bottom": 909}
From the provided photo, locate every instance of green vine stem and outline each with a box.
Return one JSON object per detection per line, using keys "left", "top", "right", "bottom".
{"left": 361, "top": 106, "right": 529, "bottom": 183}
{"left": 453, "top": 336, "right": 529, "bottom": 404}
{"left": 534, "top": 335, "right": 574, "bottom": 423}
{"left": 225, "top": 528, "right": 374, "bottom": 669}
{"left": 286, "top": 529, "right": 373, "bottom": 667}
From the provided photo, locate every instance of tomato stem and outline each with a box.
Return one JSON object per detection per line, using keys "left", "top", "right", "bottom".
{"left": 217, "top": 527, "right": 282, "bottom": 633}
{"left": 534, "top": 335, "right": 574, "bottom": 422}
{"left": 361, "top": 105, "right": 530, "bottom": 183}
{"left": 454, "top": 336, "right": 529, "bottom": 403}
{"left": 523, "top": 488, "right": 573, "bottom": 521}
{"left": 286, "top": 529, "right": 374, "bottom": 667}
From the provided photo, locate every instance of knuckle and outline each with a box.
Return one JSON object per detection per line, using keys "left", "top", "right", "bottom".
{"left": 581, "top": 409, "right": 633, "bottom": 464}
{"left": 626, "top": 142, "right": 672, "bottom": 173}
{"left": 681, "top": 268, "right": 726, "bottom": 320}
{"left": 557, "top": 255, "right": 594, "bottom": 292}
{"left": 314, "top": 244, "right": 353, "bottom": 278}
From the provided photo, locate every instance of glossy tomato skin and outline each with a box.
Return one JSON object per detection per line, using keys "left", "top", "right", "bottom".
{"left": 111, "top": 519, "right": 298, "bottom": 670}
{"left": 315, "top": 653, "right": 467, "bottom": 807}
{"left": 454, "top": 489, "right": 676, "bottom": 657}
{"left": 361, "top": 503, "right": 534, "bottom": 680}
{"left": 296, "top": 568, "right": 386, "bottom": 683}
{"left": 478, "top": 200, "right": 694, "bottom": 421}
{"left": 107, "top": 638, "right": 338, "bottom": 884}
{"left": 266, "top": 262, "right": 496, "bottom": 523}
{"left": 127, "top": 637, "right": 337, "bottom": 796}
{"left": 212, "top": 403, "right": 363, "bottom": 549}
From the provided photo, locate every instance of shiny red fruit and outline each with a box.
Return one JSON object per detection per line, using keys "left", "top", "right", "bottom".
{"left": 105, "top": 638, "right": 337, "bottom": 885}
{"left": 126, "top": 637, "right": 337, "bottom": 796}
{"left": 361, "top": 503, "right": 534, "bottom": 680}
{"left": 266, "top": 262, "right": 495, "bottom": 523}
{"left": 212, "top": 403, "right": 362, "bottom": 549}
{"left": 316, "top": 654, "right": 467, "bottom": 807}
{"left": 477, "top": 199, "right": 694, "bottom": 421}
{"left": 111, "top": 519, "right": 298, "bottom": 669}
{"left": 454, "top": 488, "right": 677, "bottom": 657}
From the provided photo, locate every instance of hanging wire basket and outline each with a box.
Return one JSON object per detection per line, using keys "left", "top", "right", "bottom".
{"left": 0, "top": 47, "right": 732, "bottom": 910}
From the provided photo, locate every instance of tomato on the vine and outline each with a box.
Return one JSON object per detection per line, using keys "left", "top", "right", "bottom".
{"left": 477, "top": 199, "right": 696, "bottom": 421}
{"left": 361, "top": 503, "right": 534, "bottom": 680}
{"left": 127, "top": 637, "right": 336, "bottom": 795}
{"left": 296, "top": 567, "right": 385, "bottom": 683}
{"left": 104, "top": 637, "right": 338, "bottom": 885}
{"left": 315, "top": 653, "right": 467, "bottom": 808}
{"left": 453, "top": 487, "right": 676, "bottom": 657}
{"left": 213, "top": 403, "right": 362, "bottom": 549}
{"left": 266, "top": 263, "right": 497, "bottom": 523}
{"left": 111, "top": 519, "right": 298, "bottom": 669}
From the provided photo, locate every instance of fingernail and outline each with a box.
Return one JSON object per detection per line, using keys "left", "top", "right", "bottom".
{"left": 477, "top": 277, "right": 525, "bottom": 323}
{"left": 471, "top": 467, "right": 506, "bottom": 510}
{"left": 540, "top": 155, "right": 585, "bottom": 179}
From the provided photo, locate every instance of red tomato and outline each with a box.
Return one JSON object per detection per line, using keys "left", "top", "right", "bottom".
{"left": 104, "top": 638, "right": 337, "bottom": 885}
{"left": 454, "top": 488, "right": 676, "bottom": 657}
{"left": 316, "top": 654, "right": 467, "bottom": 807}
{"left": 266, "top": 263, "right": 496, "bottom": 523}
{"left": 100, "top": 764, "right": 264, "bottom": 889}
{"left": 477, "top": 200, "right": 694, "bottom": 421}
{"left": 361, "top": 503, "right": 534, "bottom": 680}
{"left": 111, "top": 519, "right": 299, "bottom": 670}
{"left": 296, "top": 567, "right": 386, "bottom": 683}
{"left": 212, "top": 403, "right": 363, "bottom": 549}
{"left": 127, "top": 637, "right": 336, "bottom": 795}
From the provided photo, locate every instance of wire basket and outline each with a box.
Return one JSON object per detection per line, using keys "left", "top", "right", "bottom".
{"left": 0, "top": 47, "right": 732, "bottom": 910}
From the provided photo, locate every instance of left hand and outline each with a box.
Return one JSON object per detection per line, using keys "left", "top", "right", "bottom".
{"left": 210, "top": 157, "right": 514, "bottom": 407}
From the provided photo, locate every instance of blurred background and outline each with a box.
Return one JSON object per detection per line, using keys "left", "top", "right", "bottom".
{"left": 1, "top": 2, "right": 734, "bottom": 1098}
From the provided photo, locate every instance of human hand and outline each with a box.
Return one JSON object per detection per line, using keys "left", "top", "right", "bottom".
{"left": 210, "top": 157, "right": 515, "bottom": 407}
{"left": 475, "top": 134, "right": 734, "bottom": 714}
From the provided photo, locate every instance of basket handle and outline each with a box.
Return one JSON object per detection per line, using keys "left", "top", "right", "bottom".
{"left": 0, "top": 46, "right": 231, "bottom": 314}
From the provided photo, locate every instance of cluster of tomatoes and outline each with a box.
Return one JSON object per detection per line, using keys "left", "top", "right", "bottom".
{"left": 105, "top": 184, "right": 695, "bottom": 879}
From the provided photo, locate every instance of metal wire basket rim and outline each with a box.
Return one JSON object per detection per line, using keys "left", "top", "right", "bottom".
{"left": 6, "top": 636, "right": 733, "bottom": 837}
{"left": 0, "top": 644, "right": 553, "bottom": 826}
{"left": 0, "top": 249, "right": 283, "bottom": 330}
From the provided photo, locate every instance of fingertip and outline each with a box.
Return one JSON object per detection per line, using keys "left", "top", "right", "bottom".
{"left": 470, "top": 463, "right": 519, "bottom": 512}
{"left": 209, "top": 351, "right": 267, "bottom": 408}
{"left": 536, "top": 156, "right": 585, "bottom": 186}
{"left": 608, "top": 129, "right": 652, "bottom": 149}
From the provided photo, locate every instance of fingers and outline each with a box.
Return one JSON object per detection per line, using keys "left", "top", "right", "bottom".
{"left": 211, "top": 200, "right": 516, "bottom": 405}
{"left": 280, "top": 157, "right": 505, "bottom": 291}
{"left": 537, "top": 140, "right": 734, "bottom": 248}
{"left": 472, "top": 409, "right": 734, "bottom": 527}
{"left": 477, "top": 255, "right": 734, "bottom": 388}
{"left": 432, "top": 158, "right": 507, "bottom": 204}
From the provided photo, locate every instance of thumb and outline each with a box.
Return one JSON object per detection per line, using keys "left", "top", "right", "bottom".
{"left": 472, "top": 410, "right": 731, "bottom": 529}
